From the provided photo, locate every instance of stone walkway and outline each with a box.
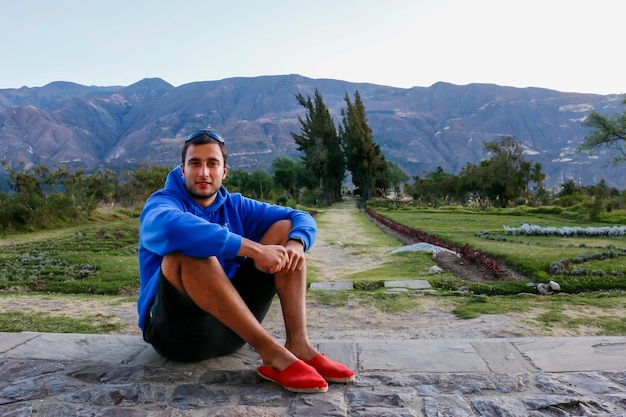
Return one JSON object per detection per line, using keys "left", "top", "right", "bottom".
{"left": 2, "top": 332, "right": 626, "bottom": 416}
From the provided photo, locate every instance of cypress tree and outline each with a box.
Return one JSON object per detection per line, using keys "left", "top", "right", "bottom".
{"left": 291, "top": 89, "right": 344, "bottom": 205}
{"left": 339, "top": 90, "right": 385, "bottom": 200}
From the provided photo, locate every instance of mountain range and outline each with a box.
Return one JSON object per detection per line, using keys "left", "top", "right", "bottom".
{"left": 1, "top": 74, "right": 624, "bottom": 189}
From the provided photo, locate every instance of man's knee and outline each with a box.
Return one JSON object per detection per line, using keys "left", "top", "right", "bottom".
{"left": 161, "top": 253, "right": 221, "bottom": 293}
{"left": 261, "top": 219, "right": 293, "bottom": 245}
{"left": 161, "top": 252, "right": 184, "bottom": 281}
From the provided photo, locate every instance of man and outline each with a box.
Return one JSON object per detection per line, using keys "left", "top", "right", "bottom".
{"left": 137, "top": 130, "right": 354, "bottom": 393}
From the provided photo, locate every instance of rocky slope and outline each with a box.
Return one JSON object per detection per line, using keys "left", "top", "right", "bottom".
{"left": 1, "top": 75, "right": 624, "bottom": 188}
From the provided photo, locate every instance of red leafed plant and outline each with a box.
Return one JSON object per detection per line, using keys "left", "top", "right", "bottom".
{"left": 456, "top": 244, "right": 505, "bottom": 278}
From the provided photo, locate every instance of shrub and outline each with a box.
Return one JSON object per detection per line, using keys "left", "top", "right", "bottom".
{"left": 504, "top": 223, "right": 626, "bottom": 237}
{"left": 527, "top": 206, "right": 563, "bottom": 215}
{"left": 547, "top": 249, "right": 626, "bottom": 277}
{"left": 549, "top": 261, "right": 567, "bottom": 275}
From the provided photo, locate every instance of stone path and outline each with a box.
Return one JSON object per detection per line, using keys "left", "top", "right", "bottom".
{"left": 2, "top": 332, "right": 626, "bottom": 416}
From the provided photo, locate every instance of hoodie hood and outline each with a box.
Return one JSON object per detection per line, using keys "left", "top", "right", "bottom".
{"left": 164, "top": 166, "right": 227, "bottom": 215}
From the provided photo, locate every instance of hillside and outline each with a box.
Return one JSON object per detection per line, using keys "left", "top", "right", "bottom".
{"left": 0, "top": 75, "right": 624, "bottom": 188}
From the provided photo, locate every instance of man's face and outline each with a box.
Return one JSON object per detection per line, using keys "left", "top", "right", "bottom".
{"left": 181, "top": 142, "right": 228, "bottom": 207}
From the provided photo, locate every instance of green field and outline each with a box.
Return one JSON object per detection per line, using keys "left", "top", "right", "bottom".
{"left": 369, "top": 206, "right": 626, "bottom": 294}
{"left": 0, "top": 219, "right": 140, "bottom": 294}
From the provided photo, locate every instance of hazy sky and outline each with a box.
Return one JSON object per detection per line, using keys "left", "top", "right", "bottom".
{"left": 2, "top": 0, "right": 623, "bottom": 94}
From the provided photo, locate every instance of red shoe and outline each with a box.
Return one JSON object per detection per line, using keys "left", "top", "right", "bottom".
{"left": 305, "top": 354, "right": 355, "bottom": 383}
{"left": 256, "top": 360, "right": 328, "bottom": 393}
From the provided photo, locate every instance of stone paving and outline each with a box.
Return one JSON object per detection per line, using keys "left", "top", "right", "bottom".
{"left": 1, "top": 332, "right": 626, "bottom": 416}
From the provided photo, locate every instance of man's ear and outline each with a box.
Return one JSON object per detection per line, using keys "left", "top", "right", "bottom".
{"left": 223, "top": 164, "right": 229, "bottom": 179}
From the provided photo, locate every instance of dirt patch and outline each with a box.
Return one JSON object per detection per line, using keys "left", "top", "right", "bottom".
{"left": 430, "top": 251, "right": 526, "bottom": 283}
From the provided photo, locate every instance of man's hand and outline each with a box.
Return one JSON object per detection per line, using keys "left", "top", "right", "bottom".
{"left": 238, "top": 238, "right": 305, "bottom": 274}
{"left": 253, "top": 243, "right": 289, "bottom": 274}
{"left": 263, "top": 240, "right": 305, "bottom": 274}
{"left": 283, "top": 239, "right": 306, "bottom": 272}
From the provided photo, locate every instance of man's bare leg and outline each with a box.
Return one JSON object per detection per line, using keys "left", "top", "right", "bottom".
{"left": 259, "top": 220, "right": 354, "bottom": 384}
{"left": 161, "top": 253, "right": 298, "bottom": 371}
{"left": 275, "top": 264, "right": 320, "bottom": 360}
{"left": 257, "top": 220, "right": 319, "bottom": 361}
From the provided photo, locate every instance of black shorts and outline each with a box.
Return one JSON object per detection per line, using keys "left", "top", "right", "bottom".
{"left": 143, "top": 258, "right": 276, "bottom": 362}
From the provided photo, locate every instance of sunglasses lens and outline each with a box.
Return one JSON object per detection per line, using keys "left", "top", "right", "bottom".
{"left": 186, "top": 130, "right": 225, "bottom": 143}
{"left": 206, "top": 131, "right": 225, "bottom": 143}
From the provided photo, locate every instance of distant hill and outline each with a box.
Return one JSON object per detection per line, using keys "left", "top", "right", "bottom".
{"left": 0, "top": 75, "right": 624, "bottom": 189}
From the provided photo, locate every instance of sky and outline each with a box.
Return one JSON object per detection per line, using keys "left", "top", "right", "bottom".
{"left": 1, "top": 0, "right": 623, "bottom": 95}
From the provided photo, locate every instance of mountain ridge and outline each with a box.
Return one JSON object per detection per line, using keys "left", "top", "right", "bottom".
{"left": 0, "top": 75, "right": 624, "bottom": 189}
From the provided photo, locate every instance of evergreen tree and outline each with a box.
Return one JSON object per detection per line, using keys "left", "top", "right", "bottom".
{"left": 290, "top": 89, "right": 344, "bottom": 205}
{"left": 339, "top": 91, "right": 385, "bottom": 200}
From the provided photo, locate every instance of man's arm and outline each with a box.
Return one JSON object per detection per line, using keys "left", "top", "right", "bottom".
{"left": 237, "top": 230, "right": 306, "bottom": 274}
{"left": 141, "top": 193, "right": 242, "bottom": 259}
{"left": 237, "top": 195, "right": 317, "bottom": 251}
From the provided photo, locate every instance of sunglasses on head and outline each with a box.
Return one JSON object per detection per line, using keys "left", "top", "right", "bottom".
{"left": 185, "top": 130, "right": 225, "bottom": 144}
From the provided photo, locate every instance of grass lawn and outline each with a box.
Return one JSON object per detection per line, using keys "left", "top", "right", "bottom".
{"left": 369, "top": 206, "right": 626, "bottom": 292}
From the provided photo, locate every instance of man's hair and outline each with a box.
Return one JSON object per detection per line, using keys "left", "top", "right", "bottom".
{"left": 181, "top": 136, "right": 228, "bottom": 164}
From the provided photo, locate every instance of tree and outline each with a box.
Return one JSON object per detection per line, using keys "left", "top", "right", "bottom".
{"left": 224, "top": 168, "right": 251, "bottom": 194}
{"left": 290, "top": 90, "right": 344, "bottom": 205}
{"left": 457, "top": 136, "right": 544, "bottom": 208}
{"left": 459, "top": 162, "right": 491, "bottom": 208}
{"left": 385, "top": 161, "right": 409, "bottom": 197}
{"left": 248, "top": 169, "right": 275, "bottom": 200}
{"left": 407, "top": 167, "right": 463, "bottom": 206}
{"left": 340, "top": 90, "right": 385, "bottom": 201}
{"left": 1, "top": 161, "right": 66, "bottom": 196}
{"left": 0, "top": 162, "right": 102, "bottom": 228}
{"left": 481, "top": 136, "right": 529, "bottom": 207}
{"left": 578, "top": 96, "right": 626, "bottom": 164}
{"left": 559, "top": 179, "right": 581, "bottom": 197}
{"left": 62, "top": 168, "right": 115, "bottom": 220}
{"left": 272, "top": 157, "right": 302, "bottom": 199}
{"left": 224, "top": 168, "right": 275, "bottom": 200}
{"left": 530, "top": 162, "right": 546, "bottom": 190}
{"left": 117, "top": 164, "right": 170, "bottom": 207}
{"left": 527, "top": 162, "right": 548, "bottom": 205}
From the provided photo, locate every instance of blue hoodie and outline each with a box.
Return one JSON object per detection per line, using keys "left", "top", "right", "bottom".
{"left": 137, "top": 166, "right": 317, "bottom": 330}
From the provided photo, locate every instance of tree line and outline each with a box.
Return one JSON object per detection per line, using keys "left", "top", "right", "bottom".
{"left": 405, "top": 96, "right": 626, "bottom": 216}
{"left": 405, "top": 148, "right": 626, "bottom": 221}
{"left": 406, "top": 135, "right": 546, "bottom": 208}
{"left": 0, "top": 161, "right": 171, "bottom": 231}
